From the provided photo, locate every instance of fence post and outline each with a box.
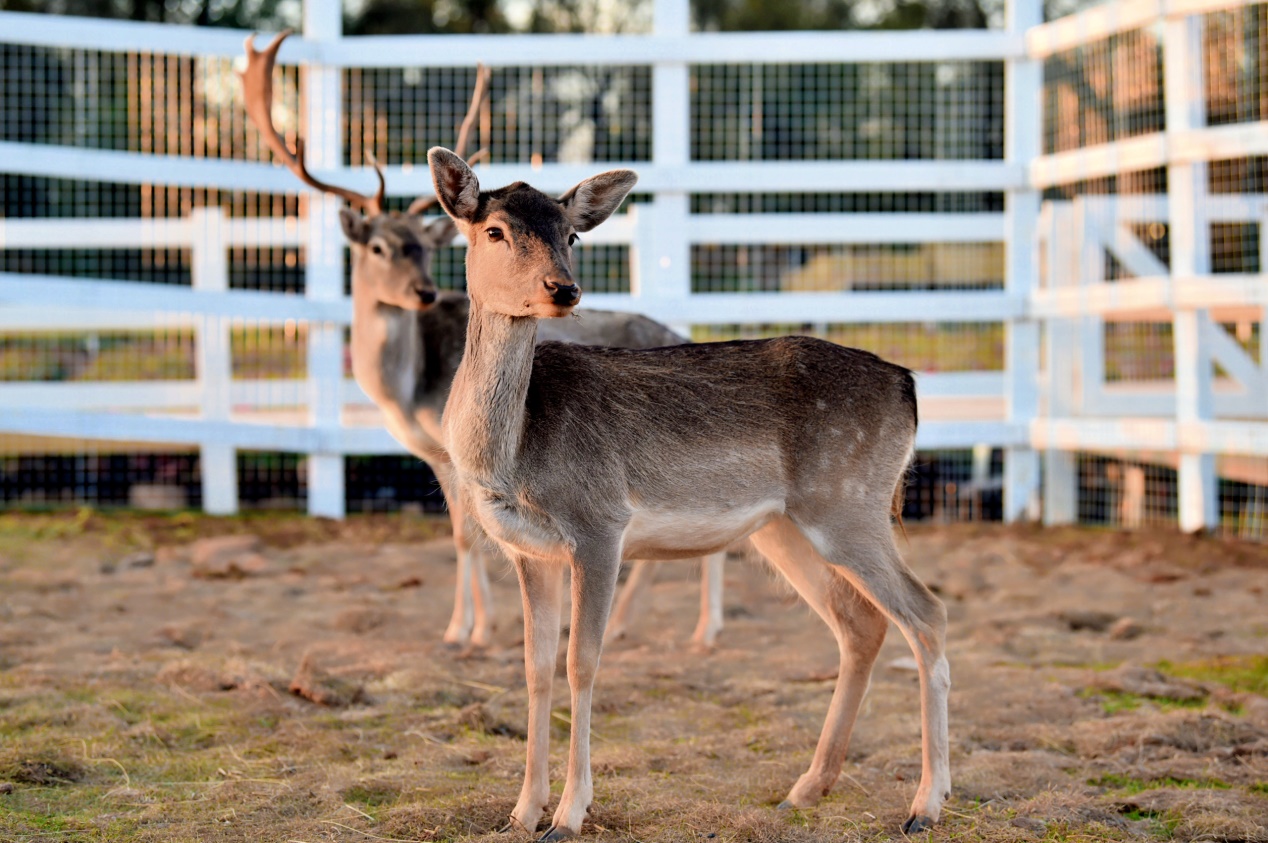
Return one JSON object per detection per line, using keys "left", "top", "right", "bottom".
{"left": 1003, "top": 0, "right": 1043, "bottom": 521}
{"left": 190, "top": 206, "right": 238, "bottom": 515}
{"left": 640, "top": 0, "right": 692, "bottom": 338}
{"left": 304, "top": 0, "right": 348, "bottom": 519}
{"left": 1165, "top": 11, "right": 1218, "bottom": 532}
{"left": 1042, "top": 201, "right": 1078, "bottom": 525}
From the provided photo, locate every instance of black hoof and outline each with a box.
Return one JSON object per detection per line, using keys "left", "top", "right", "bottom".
{"left": 537, "top": 826, "right": 576, "bottom": 842}
{"left": 901, "top": 815, "right": 935, "bottom": 834}
{"left": 777, "top": 801, "right": 796, "bottom": 811}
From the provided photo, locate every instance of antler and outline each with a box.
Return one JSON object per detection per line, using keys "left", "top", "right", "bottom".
{"left": 241, "top": 30, "right": 386, "bottom": 217}
{"left": 408, "top": 63, "right": 492, "bottom": 216}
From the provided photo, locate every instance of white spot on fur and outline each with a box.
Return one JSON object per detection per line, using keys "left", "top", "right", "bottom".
{"left": 815, "top": 399, "right": 827, "bottom": 410}
{"left": 799, "top": 524, "right": 832, "bottom": 558}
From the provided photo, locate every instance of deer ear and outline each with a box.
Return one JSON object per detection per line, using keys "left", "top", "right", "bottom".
{"left": 339, "top": 208, "right": 371, "bottom": 244}
{"left": 422, "top": 216, "right": 459, "bottom": 246}
{"left": 559, "top": 170, "right": 638, "bottom": 232}
{"left": 427, "top": 147, "right": 480, "bottom": 223}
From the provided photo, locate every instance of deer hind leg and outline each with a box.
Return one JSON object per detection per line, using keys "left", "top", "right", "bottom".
{"left": 690, "top": 551, "right": 727, "bottom": 651}
{"left": 604, "top": 560, "right": 655, "bottom": 644}
{"left": 507, "top": 556, "right": 564, "bottom": 834}
{"left": 748, "top": 517, "right": 888, "bottom": 809}
{"left": 444, "top": 523, "right": 476, "bottom": 646}
{"left": 468, "top": 535, "right": 495, "bottom": 648}
{"left": 792, "top": 512, "right": 951, "bottom": 832}
{"left": 545, "top": 540, "right": 623, "bottom": 841}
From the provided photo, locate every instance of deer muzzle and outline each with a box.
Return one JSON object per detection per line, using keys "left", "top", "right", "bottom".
{"left": 544, "top": 280, "right": 581, "bottom": 307}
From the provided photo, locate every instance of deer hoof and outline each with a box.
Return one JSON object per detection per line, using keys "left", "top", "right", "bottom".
{"left": 537, "top": 826, "right": 576, "bottom": 842}
{"left": 901, "top": 815, "right": 935, "bottom": 834}
{"left": 776, "top": 801, "right": 797, "bottom": 811}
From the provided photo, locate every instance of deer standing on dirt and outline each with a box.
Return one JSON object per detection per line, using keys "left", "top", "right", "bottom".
{"left": 239, "top": 33, "right": 725, "bottom": 650}
{"left": 427, "top": 146, "right": 951, "bottom": 839}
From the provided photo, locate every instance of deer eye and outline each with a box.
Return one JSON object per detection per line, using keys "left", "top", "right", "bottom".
{"left": 487, "top": 227, "right": 504, "bottom": 242}
{"left": 568, "top": 233, "right": 579, "bottom": 247}
{"left": 370, "top": 243, "right": 385, "bottom": 256}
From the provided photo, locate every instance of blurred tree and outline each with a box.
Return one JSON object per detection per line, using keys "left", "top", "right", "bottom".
{"left": 346, "top": 0, "right": 510, "bottom": 35}
{"left": 519, "top": 0, "right": 650, "bottom": 32}
{"left": 0, "top": 0, "right": 297, "bottom": 28}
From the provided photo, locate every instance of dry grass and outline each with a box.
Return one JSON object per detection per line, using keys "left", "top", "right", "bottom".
{"left": 0, "top": 515, "right": 1265, "bottom": 842}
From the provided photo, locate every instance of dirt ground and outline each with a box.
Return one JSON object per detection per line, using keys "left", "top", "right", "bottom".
{"left": 0, "top": 512, "right": 1266, "bottom": 843}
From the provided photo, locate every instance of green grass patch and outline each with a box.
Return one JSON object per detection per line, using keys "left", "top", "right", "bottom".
{"left": 1121, "top": 808, "right": 1181, "bottom": 839}
{"left": 1078, "top": 688, "right": 1206, "bottom": 715}
{"left": 1250, "top": 782, "right": 1268, "bottom": 796}
{"left": 1091, "top": 773, "right": 1232, "bottom": 794}
{"left": 1156, "top": 656, "right": 1268, "bottom": 696}
{"left": 343, "top": 781, "right": 400, "bottom": 809}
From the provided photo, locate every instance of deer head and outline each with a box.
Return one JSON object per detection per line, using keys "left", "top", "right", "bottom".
{"left": 426, "top": 147, "right": 637, "bottom": 318}
{"left": 240, "top": 31, "right": 490, "bottom": 311}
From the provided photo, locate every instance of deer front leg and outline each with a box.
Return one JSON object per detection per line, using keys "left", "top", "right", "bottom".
{"left": 689, "top": 551, "right": 726, "bottom": 651}
{"left": 434, "top": 465, "right": 476, "bottom": 646}
{"left": 509, "top": 557, "right": 564, "bottom": 834}
{"left": 543, "top": 543, "right": 622, "bottom": 841}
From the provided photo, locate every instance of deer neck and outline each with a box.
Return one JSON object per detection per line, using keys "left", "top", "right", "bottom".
{"left": 445, "top": 296, "right": 538, "bottom": 487}
{"left": 350, "top": 286, "right": 423, "bottom": 422}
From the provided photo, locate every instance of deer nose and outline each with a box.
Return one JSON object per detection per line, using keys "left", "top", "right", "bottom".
{"left": 419, "top": 288, "right": 437, "bottom": 305}
{"left": 544, "top": 279, "right": 580, "bottom": 307}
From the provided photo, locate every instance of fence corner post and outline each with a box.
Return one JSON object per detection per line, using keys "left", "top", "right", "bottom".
{"left": 1003, "top": 0, "right": 1043, "bottom": 522}
{"left": 1165, "top": 11, "right": 1218, "bottom": 533}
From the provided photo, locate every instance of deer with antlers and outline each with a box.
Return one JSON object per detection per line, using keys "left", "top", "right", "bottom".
{"left": 239, "top": 33, "right": 726, "bottom": 650}
{"left": 425, "top": 146, "right": 950, "bottom": 839}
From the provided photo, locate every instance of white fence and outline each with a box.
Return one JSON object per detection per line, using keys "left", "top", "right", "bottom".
{"left": 0, "top": 0, "right": 1264, "bottom": 532}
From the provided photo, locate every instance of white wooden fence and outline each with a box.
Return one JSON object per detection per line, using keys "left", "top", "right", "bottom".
{"left": 0, "top": 0, "right": 1263, "bottom": 531}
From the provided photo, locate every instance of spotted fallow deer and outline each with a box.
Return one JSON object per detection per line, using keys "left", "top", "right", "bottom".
{"left": 426, "top": 146, "right": 950, "bottom": 839}
{"left": 239, "top": 33, "right": 725, "bottom": 649}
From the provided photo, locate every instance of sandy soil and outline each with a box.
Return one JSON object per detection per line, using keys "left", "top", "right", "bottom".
{"left": 0, "top": 515, "right": 1265, "bottom": 842}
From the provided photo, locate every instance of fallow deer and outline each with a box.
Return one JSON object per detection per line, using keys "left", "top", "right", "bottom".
{"left": 240, "top": 34, "right": 726, "bottom": 649}
{"left": 427, "top": 146, "right": 951, "bottom": 838}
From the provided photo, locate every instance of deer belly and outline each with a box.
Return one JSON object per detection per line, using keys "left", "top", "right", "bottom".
{"left": 622, "top": 500, "right": 783, "bottom": 560}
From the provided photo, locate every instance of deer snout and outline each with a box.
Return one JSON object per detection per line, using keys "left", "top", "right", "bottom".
{"left": 417, "top": 287, "right": 437, "bottom": 305}
{"left": 544, "top": 278, "right": 580, "bottom": 307}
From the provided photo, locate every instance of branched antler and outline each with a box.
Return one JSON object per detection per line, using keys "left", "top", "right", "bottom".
{"left": 408, "top": 63, "right": 492, "bottom": 216}
{"left": 240, "top": 30, "right": 386, "bottom": 216}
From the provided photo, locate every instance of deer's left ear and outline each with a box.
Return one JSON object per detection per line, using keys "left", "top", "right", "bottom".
{"left": 339, "top": 208, "right": 371, "bottom": 244}
{"left": 428, "top": 147, "right": 480, "bottom": 223}
{"left": 559, "top": 170, "right": 638, "bottom": 232}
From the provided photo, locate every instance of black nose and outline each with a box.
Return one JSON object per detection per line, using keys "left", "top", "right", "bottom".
{"left": 545, "top": 281, "right": 580, "bottom": 306}
{"left": 419, "top": 288, "right": 437, "bottom": 305}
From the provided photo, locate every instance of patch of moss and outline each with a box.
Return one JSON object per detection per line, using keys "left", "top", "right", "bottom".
{"left": 1250, "top": 782, "right": 1268, "bottom": 796}
{"left": 1156, "top": 656, "right": 1268, "bottom": 696}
